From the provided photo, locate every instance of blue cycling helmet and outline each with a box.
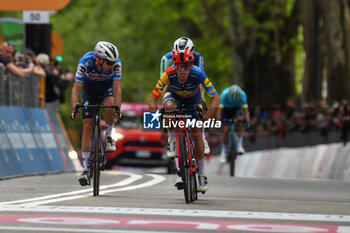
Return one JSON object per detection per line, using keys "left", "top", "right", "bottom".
{"left": 228, "top": 85, "right": 242, "bottom": 101}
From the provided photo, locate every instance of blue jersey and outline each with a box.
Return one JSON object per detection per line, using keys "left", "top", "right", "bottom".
{"left": 220, "top": 87, "right": 248, "bottom": 109}
{"left": 160, "top": 51, "right": 204, "bottom": 76}
{"left": 74, "top": 51, "right": 122, "bottom": 89}
{"left": 152, "top": 65, "right": 217, "bottom": 99}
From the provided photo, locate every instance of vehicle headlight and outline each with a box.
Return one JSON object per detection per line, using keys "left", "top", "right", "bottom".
{"left": 112, "top": 132, "right": 125, "bottom": 141}
{"left": 68, "top": 150, "right": 78, "bottom": 159}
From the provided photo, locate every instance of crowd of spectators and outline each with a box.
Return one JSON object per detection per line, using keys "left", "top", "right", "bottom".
{"left": 0, "top": 41, "right": 74, "bottom": 112}
{"left": 248, "top": 98, "right": 350, "bottom": 144}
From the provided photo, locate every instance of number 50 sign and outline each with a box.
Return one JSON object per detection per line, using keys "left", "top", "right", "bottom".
{"left": 23, "top": 11, "right": 50, "bottom": 24}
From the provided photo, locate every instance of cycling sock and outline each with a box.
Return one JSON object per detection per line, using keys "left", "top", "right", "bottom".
{"left": 198, "top": 158, "right": 206, "bottom": 175}
{"left": 82, "top": 152, "right": 90, "bottom": 171}
{"left": 221, "top": 143, "right": 226, "bottom": 154}
{"left": 168, "top": 129, "right": 176, "bottom": 142}
{"left": 105, "top": 123, "right": 114, "bottom": 137}
{"left": 174, "top": 157, "right": 180, "bottom": 171}
{"left": 237, "top": 137, "right": 243, "bottom": 148}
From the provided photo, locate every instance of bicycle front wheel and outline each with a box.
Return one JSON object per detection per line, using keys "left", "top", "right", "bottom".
{"left": 229, "top": 135, "right": 237, "bottom": 177}
{"left": 92, "top": 126, "right": 101, "bottom": 196}
{"left": 179, "top": 130, "right": 191, "bottom": 204}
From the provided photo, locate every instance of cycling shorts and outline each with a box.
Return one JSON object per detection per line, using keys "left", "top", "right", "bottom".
{"left": 163, "top": 85, "right": 202, "bottom": 119}
{"left": 221, "top": 107, "right": 243, "bottom": 125}
{"left": 81, "top": 85, "right": 113, "bottom": 119}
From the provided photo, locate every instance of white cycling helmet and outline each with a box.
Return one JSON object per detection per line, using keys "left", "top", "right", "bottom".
{"left": 94, "top": 41, "right": 119, "bottom": 62}
{"left": 172, "top": 37, "right": 194, "bottom": 53}
{"left": 228, "top": 84, "right": 242, "bottom": 101}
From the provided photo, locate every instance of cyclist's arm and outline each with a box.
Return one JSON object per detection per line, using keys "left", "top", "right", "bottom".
{"left": 242, "top": 106, "right": 250, "bottom": 124}
{"left": 216, "top": 105, "right": 224, "bottom": 120}
{"left": 241, "top": 91, "right": 250, "bottom": 124}
{"left": 113, "top": 79, "right": 122, "bottom": 108}
{"left": 71, "top": 81, "right": 82, "bottom": 111}
{"left": 148, "top": 95, "right": 158, "bottom": 112}
{"left": 205, "top": 93, "right": 220, "bottom": 119}
{"left": 197, "top": 71, "right": 220, "bottom": 119}
{"left": 149, "top": 71, "right": 170, "bottom": 111}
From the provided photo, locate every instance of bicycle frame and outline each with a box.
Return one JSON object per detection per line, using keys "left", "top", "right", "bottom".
{"left": 74, "top": 103, "right": 119, "bottom": 196}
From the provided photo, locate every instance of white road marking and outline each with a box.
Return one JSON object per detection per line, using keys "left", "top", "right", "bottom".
{"left": 0, "top": 171, "right": 141, "bottom": 205}
{"left": 0, "top": 226, "right": 185, "bottom": 233}
{"left": 17, "top": 174, "right": 166, "bottom": 206}
{"left": 0, "top": 172, "right": 165, "bottom": 206}
{"left": 0, "top": 205, "right": 350, "bottom": 223}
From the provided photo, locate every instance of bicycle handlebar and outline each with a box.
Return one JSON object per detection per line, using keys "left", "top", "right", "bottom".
{"left": 72, "top": 103, "right": 121, "bottom": 120}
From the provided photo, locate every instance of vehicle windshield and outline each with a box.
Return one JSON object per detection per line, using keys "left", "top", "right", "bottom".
{"left": 116, "top": 114, "right": 142, "bottom": 129}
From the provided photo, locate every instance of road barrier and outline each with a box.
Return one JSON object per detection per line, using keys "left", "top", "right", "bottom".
{"left": 237, "top": 143, "right": 350, "bottom": 180}
{"left": 0, "top": 106, "right": 81, "bottom": 178}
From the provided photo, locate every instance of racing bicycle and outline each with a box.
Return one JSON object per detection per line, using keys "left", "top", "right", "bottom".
{"left": 226, "top": 118, "right": 247, "bottom": 176}
{"left": 73, "top": 103, "right": 120, "bottom": 196}
{"left": 162, "top": 106, "right": 204, "bottom": 204}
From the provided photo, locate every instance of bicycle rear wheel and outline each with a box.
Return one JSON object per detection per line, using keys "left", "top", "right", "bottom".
{"left": 179, "top": 130, "right": 191, "bottom": 204}
{"left": 92, "top": 126, "right": 101, "bottom": 196}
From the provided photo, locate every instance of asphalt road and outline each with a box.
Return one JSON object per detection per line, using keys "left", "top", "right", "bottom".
{"left": 0, "top": 156, "right": 349, "bottom": 233}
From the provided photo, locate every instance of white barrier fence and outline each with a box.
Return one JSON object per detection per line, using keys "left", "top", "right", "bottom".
{"left": 236, "top": 143, "right": 350, "bottom": 180}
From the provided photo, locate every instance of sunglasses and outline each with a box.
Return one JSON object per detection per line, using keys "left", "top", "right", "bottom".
{"left": 102, "top": 58, "right": 115, "bottom": 66}
{"left": 175, "top": 62, "right": 192, "bottom": 70}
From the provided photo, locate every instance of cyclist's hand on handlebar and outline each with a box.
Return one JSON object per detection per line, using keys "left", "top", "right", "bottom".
{"left": 70, "top": 103, "right": 80, "bottom": 121}
{"left": 71, "top": 111, "right": 80, "bottom": 121}
{"left": 114, "top": 111, "right": 123, "bottom": 122}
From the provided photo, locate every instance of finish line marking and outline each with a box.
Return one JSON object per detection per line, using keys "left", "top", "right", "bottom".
{"left": 0, "top": 205, "right": 349, "bottom": 223}
{"left": 0, "top": 214, "right": 349, "bottom": 233}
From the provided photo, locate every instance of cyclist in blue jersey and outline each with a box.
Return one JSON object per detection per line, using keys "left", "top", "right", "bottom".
{"left": 160, "top": 37, "right": 210, "bottom": 157}
{"left": 149, "top": 48, "right": 220, "bottom": 192}
{"left": 71, "top": 41, "right": 122, "bottom": 186}
{"left": 217, "top": 85, "right": 250, "bottom": 163}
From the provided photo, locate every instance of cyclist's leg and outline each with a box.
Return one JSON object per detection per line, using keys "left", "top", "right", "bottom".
{"left": 235, "top": 108, "right": 245, "bottom": 154}
{"left": 103, "top": 88, "right": 116, "bottom": 152}
{"left": 163, "top": 92, "right": 183, "bottom": 189}
{"left": 219, "top": 107, "right": 234, "bottom": 162}
{"left": 188, "top": 95, "right": 208, "bottom": 192}
{"left": 78, "top": 92, "right": 99, "bottom": 185}
{"left": 79, "top": 119, "right": 95, "bottom": 186}
{"left": 163, "top": 90, "right": 179, "bottom": 158}
{"left": 219, "top": 125, "right": 230, "bottom": 162}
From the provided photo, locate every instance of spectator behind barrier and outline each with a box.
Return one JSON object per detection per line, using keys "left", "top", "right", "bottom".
{"left": 36, "top": 53, "right": 73, "bottom": 113}
{"left": 0, "top": 42, "right": 34, "bottom": 77}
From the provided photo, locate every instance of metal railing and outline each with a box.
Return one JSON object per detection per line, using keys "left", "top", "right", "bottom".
{"left": 0, "top": 67, "right": 43, "bottom": 108}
